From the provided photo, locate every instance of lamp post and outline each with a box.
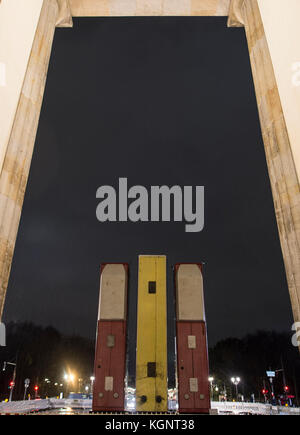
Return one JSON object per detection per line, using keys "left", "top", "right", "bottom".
{"left": 222, "top": 384, "right": 227, "bottom": 401}
{"left": 215, "top": 385, "right": 219, "bottom": 399}
{"left": 3, "top": 362, "right": 17, "bottom": 402}
{"left": 78, "top": 378, "right": 83, "bottom": 393}
{"left": 231, "top": 377, "right": 241, "bottom": 400}
{"left": 90, "top": 376, "right": 95, "bottom": 395}
{"left": 23, "top": 378, "right": 30, "bottom": 400}
{"left": 208, "top": 376, "right": 214, "bottom": 400}
{"left": 64, "top": 373, "right": 68, "bottom": 396}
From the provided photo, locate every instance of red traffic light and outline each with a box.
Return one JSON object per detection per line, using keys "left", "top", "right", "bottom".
{"left": 284, "top": 386, "right": 289, "bottom": 392}
{"left": 262, "top": 389, "right": 268, "bottom": 395}
{"left": 34, "top": 385, "right": 39, "bottom": 391}
{"left": 9, "top": 381, "right": 14, "bottom": 387}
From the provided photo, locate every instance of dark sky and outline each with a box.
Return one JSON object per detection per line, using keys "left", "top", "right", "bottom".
{"left": 3, "top": 17, "right": 293, "bottom": 348}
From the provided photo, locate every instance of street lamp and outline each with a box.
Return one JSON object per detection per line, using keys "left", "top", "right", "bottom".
{"left": 69, "top": 373, "right": 75, "bottom": 383}
{"left": 208, "top": 376, "right": 214, "bottom": 400}
{"left": 222, "top": 384, "right": 227, "bottom": 401}
{"left": 90, "top": 376, "right": 95, "bottom": 394}
{"left": 63, "top": 372, "right": 76, "bottom": 397}
{"left": 78, "top": 378, "right": 83, "bottom": 393}
{"left": 64, "top": 373, "right": 76, "bottom": 384}
{"left": 231, "top": 377, "right": 241, "bottom": 400}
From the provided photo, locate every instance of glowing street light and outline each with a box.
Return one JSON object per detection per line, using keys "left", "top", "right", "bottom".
{"left": 90, "top": 376, "right": 95, "bottom": 393}
{"left": 231, "top": 377, "right": 241, "bottom": 400}
{"left": 208, "top": 376, "right": 214, "bottom": 399}
{"left": 69, "top": 374, "right": 75, "bottom": 383}
{"left": 64, "top": 373, "right": 75, "bottom": 383}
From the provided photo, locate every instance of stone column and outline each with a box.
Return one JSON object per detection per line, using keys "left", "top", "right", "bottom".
{"left": 229, "top": 0, "right": 300, "bottom": 331}
{"left": 0, "top": 0, "right": 59, "bottom": 317}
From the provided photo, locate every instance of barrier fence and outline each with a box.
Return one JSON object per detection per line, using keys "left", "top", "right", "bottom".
{"left": 0, "top": 398, "right": 299, "bottom": 415}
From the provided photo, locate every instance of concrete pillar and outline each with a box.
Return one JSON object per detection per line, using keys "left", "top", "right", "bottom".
{"left": 68, "top": 0, "right": 231, "bottom": 17}
{"left": 92, "top": 263, "right": 128, "bottom": 412}
{"left": 0, "top": 0, "right": 59, "bottom": 317}
{"left": 136, "top": 256, "right": 168, "bottom": 412}
{"left": 229, "top": 0, "right": 300, "bottom": 330}
{"left": 175, "top": 264, "right": 210, "bottom": 414}
{"left": 0, "top": 0, "right": 44, "bottom": 178}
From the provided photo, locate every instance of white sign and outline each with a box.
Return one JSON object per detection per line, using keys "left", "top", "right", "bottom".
{"left": 266, "top": 371, "right": 275, "bottom": 378}
{"left": 0, "top": 322, "right": 5, "bottom": 346}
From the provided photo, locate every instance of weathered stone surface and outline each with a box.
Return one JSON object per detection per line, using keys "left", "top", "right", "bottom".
{"left": 98, "top": 264, "right": 127, "bottom": 320}
{"left": 56, "top": 0, "right": 73, "bottom": 27}
{"left": 176, "top": 264, "right": 205, "bottom": 321}
{"left": 136, "top": 0, "right": 162, "bottom": 15}
{"left": 191, "top": 0, "right": 230, "bottom": 16}
{"left": 69, "top": 0, "right": 230, "bottom": 16}
{"left": 235, "top": 0, "right": 300, "bottom": 332}
{"left": 0, "top": 0, "right": 58, "bottom": 317}
{"left": 227, "top": 0, "right": 244, "bottom": 27}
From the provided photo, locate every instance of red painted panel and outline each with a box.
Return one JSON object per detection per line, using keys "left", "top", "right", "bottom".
{"left": 177, "top": 321, "right": 210, "bottom": 414}
{"left": 92, "top": 320, "right": 127, "bottom": 412}
{"left": 177, "top": 322, "right": 194, "bottom": 410}
{"left": 191, "top": 322, "right": 210, "bottom": 412}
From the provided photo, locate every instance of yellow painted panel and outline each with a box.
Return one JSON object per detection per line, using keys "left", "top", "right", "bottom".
{"left": 136, "top": 255, "right": 167, "bottom": 412}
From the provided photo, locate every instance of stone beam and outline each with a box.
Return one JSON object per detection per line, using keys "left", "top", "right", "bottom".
{"left": 0, "top": 0, "right": 59, "bottom": 317}
{"left": 69, "top": 0, "right": 231, "bottom": 17}
{"left": 227, "top": 0, "right": 244, "bottom": 27}
{"left": 229, "top": 0, "right": 300, "bottom": 339}
{"left": 56, "top": 0, "right": 73, "bottom": 27}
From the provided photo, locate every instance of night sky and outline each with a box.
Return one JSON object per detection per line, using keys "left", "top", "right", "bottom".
{"left": 3, "top": 17, "right": 294, "bottom": 349}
